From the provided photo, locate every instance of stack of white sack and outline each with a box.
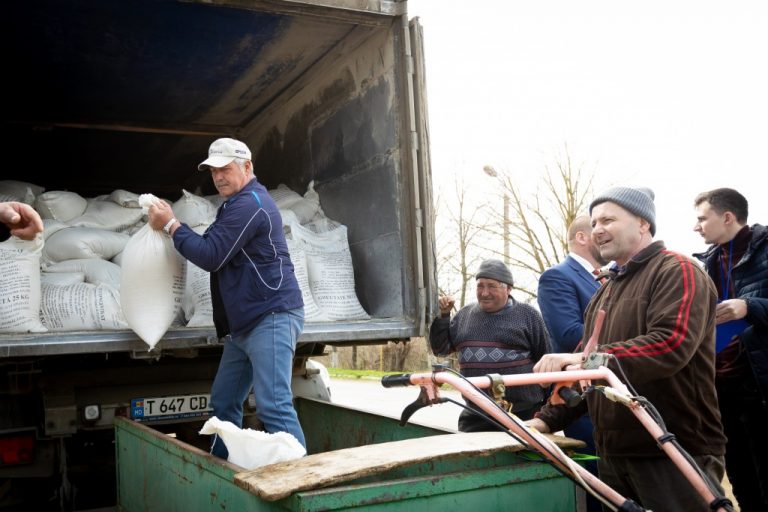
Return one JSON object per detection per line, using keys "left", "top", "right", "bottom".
{"left": 270, "top": 181, "right": 369, "bottom": 322}
{"left": 0, "top": 181, "right": 129, "bottom": 333}
{"left": 35, "top": 188, "right": 135, "bottom": 332}
{"left": 176, "top": 184, "right": 369, "bottom": 326}
{"left": 0, "top": 178, "right": 369, "bottom": 337}
{"left": 173, "top": 190, "right": 217, "bottom": 328}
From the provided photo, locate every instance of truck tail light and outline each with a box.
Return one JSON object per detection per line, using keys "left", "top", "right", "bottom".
{"left": 0, "top": 432, "right": 35, "bottom": 466}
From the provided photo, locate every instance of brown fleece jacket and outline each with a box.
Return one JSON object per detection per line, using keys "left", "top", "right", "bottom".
{"left": 536, "top": 241, "right": 726, "bottom": 457}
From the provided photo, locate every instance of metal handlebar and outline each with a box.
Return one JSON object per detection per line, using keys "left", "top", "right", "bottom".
{"left": 381, "top": 366, "right": 729, "bottom": 512}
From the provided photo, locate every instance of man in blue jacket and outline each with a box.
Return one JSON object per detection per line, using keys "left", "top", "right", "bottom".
{"left": 538, "top": 214, "right": 607, "bottom": 353}
{"left": 693, "top": 188, "right": 768, "bottom": 512}
{"left": 537, "top": 214, "right": 606, "bottom": 512}
{"left": 149, "top": 138, "right": 306, "bottom": 457}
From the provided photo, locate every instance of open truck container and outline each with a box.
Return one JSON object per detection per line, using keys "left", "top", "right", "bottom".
{"left": 3, "top": 0, "right": 437, "bottom": 508}
{"left": 114, "top": 398, "right": 583, "bottom": 511}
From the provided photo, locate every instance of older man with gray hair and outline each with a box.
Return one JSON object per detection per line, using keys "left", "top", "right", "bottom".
{"left": 430, "top": 259, "right": 550, "bottom": 431}
{"left": 149, "top": 138, "right": 305, "bottom": 459}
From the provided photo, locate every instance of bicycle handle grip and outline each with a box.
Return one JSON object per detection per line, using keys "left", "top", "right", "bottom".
{"left": 557, "top": 386, "right": 583, "bottom": 408}
{"left": 381, "top": 374, "right": 413, "bottom": 387}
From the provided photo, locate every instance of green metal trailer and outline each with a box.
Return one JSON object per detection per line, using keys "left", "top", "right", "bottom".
{"left": 115, "top": 398, "right": 584, "bottom": 511}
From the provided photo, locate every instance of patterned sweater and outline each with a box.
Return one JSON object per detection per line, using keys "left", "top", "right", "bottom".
{"left": 429, "top": 298, "right": 550, "bottom": 410}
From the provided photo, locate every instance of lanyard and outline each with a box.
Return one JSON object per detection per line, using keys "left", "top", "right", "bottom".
{"left": 719, "top": 239, "right": 734, "bottom": 300}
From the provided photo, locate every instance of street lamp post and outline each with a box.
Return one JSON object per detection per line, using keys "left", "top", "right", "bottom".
{"left": 482, "top": 165, "right": 510, "bottom": 267}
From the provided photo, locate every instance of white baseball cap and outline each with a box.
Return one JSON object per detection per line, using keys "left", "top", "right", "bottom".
{"left": 198, "top": 138, "right": 252, "bottom": 170}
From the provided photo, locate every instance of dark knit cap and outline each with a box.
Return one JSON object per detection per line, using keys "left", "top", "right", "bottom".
{"left": 476, "top": 259, "right": 514, "bottom": 286}
{"left": 589, "top": 186, "right": 657, "bottom": 236}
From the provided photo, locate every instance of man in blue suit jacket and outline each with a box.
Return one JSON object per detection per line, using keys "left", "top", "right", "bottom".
{"left": 537, "top": 214, "right": 607, "bottom": 512}
{"left": 538, "top": 215, "right": 606, "bottom": 353}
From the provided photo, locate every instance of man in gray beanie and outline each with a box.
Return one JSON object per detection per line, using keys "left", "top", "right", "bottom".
{"left": 429, "top": 259, "right": 550, "bottom": 431}
{"left": 589, "top": 186, "right": 656, "bottom": 236}
{"left": 527, "top": 186, "right": 729, "bottom": 511}
{"left": 476, "top": 258, "right": 514, "bottom": 287}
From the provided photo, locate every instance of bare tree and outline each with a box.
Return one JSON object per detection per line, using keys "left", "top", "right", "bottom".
{"left": 435, "top": 174, "right": 489, "bottom": 307}
{"left": 483, "top": 145, "right": 597, "bottom": 299}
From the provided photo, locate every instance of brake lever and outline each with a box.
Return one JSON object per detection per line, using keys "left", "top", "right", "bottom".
{"left": 399, "top": 385, "right": 448, "bottom": 426}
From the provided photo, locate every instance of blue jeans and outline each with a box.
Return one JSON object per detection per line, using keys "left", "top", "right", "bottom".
{"left": 210, "top": 307, "right": 306, "bottom": 459}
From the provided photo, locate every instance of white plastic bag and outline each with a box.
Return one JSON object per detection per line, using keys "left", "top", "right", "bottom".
{"left": 120, "top": 194, "right": 184, "bottom": 349}
{"left": 199, "top": 416, "right": 306, "bottom": 469}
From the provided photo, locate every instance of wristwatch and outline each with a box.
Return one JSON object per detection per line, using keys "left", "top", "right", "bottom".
{"left": 163, "top": 218, "right": 177, "bottom": 234}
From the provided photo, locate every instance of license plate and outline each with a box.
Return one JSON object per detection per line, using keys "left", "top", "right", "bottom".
{"left": 130, "top": 394, "right": 212, "bottom": 421}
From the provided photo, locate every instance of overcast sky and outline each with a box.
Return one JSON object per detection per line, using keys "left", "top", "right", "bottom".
{"left": 408, "top": 0, "right": 767, "bottom": 258}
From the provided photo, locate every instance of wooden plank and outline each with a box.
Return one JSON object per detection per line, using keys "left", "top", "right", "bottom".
{"left": 234, "top": 431, "right": 584, "bottom": 501}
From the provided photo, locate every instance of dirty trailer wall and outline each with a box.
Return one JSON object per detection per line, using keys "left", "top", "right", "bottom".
{"left": 6, "top": 0, "right": 433, "bottom": 334}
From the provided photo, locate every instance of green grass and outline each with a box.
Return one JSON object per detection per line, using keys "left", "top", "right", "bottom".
{"left": 326, "top": 368, "right": 402, "bottom": 380}
{"left": 326, "top": 367, "right": 460, "bottom": 391}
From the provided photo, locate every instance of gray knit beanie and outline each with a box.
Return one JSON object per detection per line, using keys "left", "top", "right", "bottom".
{"left": 589, "top": 186, "right": 656, "bottom": 236}
{"left": 476, "top": 259, "right": 514, "bottom": 286}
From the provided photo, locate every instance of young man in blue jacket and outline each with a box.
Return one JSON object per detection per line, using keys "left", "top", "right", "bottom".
{"left": 149, "top": 138, "right": 305, "bottom": 457}
{"left": 693, "top": 188, "right": 768, "bottom": 512}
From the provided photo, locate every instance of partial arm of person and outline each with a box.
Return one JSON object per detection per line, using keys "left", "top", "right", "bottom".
{"left": 743, "top": 295, "right": 768, "bottom": 328}
{"left": 526, "top": 392, "right": 589, "bottom": 434}
{"left": 598, "top": 254, "right": 717, "bottom": 386}
{"left": 0, "top": 201, "right": 44, "bottom": 241}
{"left": 527, "top": 344, "right": 591, "bottom": 433}
{"left": 429, "top": 295, "right": 457, "bottom": 356}
{"left": 153, "top": 193, "right": 268, "bottom": 272}
{"left": 524, "top": 417, "right": 551, "bottom": 433}
{"left": 718, "top": 239, "right": 768, "bottom": 327}
{"left": 537, "top": 268, "right": 585, "bottom": 353}
{"left": 147, "top": 201, "right": 180, "bottom": 234}
{"left": 717, "top": 295, "right": 768, "bottom": 329}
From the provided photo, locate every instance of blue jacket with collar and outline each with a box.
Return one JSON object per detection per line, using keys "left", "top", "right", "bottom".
{"left": 537, "top": 255, "right": 601, "bottom": 353}
{"left": 172, "top": 179, "right": 303, "bottom": 339}
{"left": 694, "top": 223, "right": 768, "bottom": 401}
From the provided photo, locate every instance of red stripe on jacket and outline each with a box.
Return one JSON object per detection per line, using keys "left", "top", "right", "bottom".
{"left": 606, "top": 251, "right": 695, "bottom": 358}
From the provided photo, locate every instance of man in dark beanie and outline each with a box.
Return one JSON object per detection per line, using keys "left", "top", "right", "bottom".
{"left": 527, "top": 186, "right": 728, "bottom": 511}
{"left": 429, "top": 259, "right": 550, "bottom": 431}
